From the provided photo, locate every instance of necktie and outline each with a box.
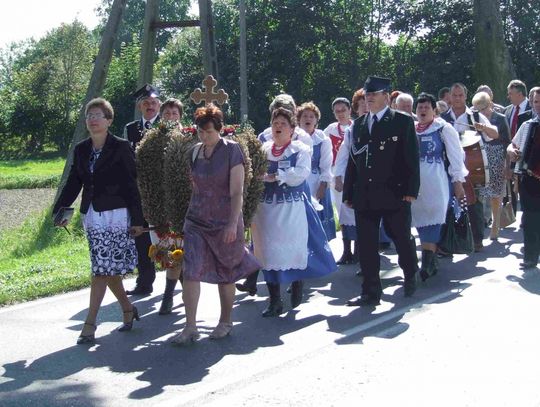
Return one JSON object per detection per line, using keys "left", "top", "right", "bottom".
{"left": 511, "top": 105, "right": 520, "bottom": 137}
{"left": 144, "top": 120, "right": 152, "bottom": 129}
{"left": 371, "top": 115, "right": 378, "bottom": 133}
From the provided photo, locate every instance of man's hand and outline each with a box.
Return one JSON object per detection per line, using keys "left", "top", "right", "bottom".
{"left": 344, "top": 200, "right": 353, "bottom": 208}
{"left": 508, "top": 145, "right": 521, "bottom": 162}
{"left": 402, "top": 196, "right": 416, "bottom": 202}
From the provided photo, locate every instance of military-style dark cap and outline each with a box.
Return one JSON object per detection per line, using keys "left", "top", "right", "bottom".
{"left": 133, "top": 83, "right": 161, "bottom": 102}
{"left": 364, "top": 76, "right": 391, "bottom": 93}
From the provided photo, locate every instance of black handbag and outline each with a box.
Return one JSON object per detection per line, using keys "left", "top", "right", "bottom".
{"left": 439, "top": 197, "right": 474, "bottom": 255}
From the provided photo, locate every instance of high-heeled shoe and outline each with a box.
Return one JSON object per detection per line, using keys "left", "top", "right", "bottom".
{"left": 171, "top": 326, "right": 200, "bottom": 346}
{"left": 118, "top": 305, "right": 140, "bottom": 332}
{"left": 77, "top": 322, "right": 96, "bottom": 345}
{"left": 262, "top": 298, "right": 284, "bottom": 317}
{"left": 209, "top": 322, "right": 233, "bottom": 339}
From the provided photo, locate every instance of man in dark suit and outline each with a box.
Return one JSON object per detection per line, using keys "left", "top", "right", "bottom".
{"left": 514, "top": 86, "right": 539, "bottom": 126}
{"left": 123, "top": 84, "right": 161, "bottom": 296}
{"left": 508, "top": 88, "right": 540, "bottom": 269}
{"left": 504, "top": 80, "right": 531, "bottom": 138}
{"left": 343, "top": 76, "right": 420, "bottom": 306}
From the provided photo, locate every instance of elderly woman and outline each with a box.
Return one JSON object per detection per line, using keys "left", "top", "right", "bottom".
{"left": 53, "top": 98, "right": 144, "bottom": 344}
{"left": 258, "top": 94, "right": 313, "bottom": 150}
{"left": 172, "top": 104, "right": 261, "bottom": 345}
{"left": 251, "top": 108, "right": 337, "bottom": 317}
{"left": 472, "top": 91, "right": 511, "bottom": 240}
{"left": 412, "top": 93, "right": 468, "bottom": 280}
{"left": 297, "top": 101, "right": 336, "bottom": 240}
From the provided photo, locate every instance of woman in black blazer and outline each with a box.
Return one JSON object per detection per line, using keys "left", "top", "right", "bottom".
{"left": 53, "top": 98, "right": 144, "bottom": 344}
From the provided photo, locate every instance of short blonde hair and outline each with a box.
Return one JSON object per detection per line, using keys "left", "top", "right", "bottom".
{"left": 472, "top": 91, "right": 492, "bottom": 111}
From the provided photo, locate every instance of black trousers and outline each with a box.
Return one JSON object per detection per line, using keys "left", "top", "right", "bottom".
{"left": 134, "top": 222, "right": 156, "bottom": 289}
{"left": 467, "top": 197, "right": 485, "bottom": 245}
{"left": 520, "top": 176, "right": 540, "bottom": 264}
{"left": 355, "top": 203, "right": 418, "bottom": 299}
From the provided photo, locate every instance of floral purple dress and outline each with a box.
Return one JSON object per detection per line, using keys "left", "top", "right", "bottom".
{"left": 183, "top": 138, "right": 261, "bottom": 284}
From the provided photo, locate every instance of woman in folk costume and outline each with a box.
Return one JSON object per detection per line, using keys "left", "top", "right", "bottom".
{"left": 297, "top": 101, "right": 336, "bottom": 240}
{"left": 258, "top": 94, "right": 313, "bottom": 151}
{"left": 236, "top": 94, "right": 314, "bottom": 296}
{"left": 412, "top": 93, "right": 468, "bottom": 281}
{"left": 324, "top": 97, "right": 357, "bottom": 263}
{"left": 251, "top": 108, "right": 337, "bottom": 317}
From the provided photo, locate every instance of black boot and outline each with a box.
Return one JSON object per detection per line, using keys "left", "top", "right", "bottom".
{"left": 235, "top": 270, "right": 259, "bottom": 296}
{"left": 352, "top": 240, "right": 360, "bottom": 264}
{"left": 420, "top": 250, "right": 436, "bottom": 282}
{"left": 432, "top": 254, "right": 439, "bottom": 276}
{"left": 262, "top": 282, "right": 283, "bottom": 317}
{"left": 290, "top": 280, "right": 304, "bottom": 309}
{"left": 159, "top": 278, "right": 178, "bottom": 315}
{"left": 337, "top": 238, "right": 354, "bottom": 264}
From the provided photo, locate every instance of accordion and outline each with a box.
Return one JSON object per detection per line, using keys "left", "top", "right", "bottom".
{"left": 514, "top": 120, "right": 540, "bottom": 180}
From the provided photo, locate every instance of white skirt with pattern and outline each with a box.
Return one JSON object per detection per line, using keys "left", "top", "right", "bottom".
{"left": 82, "top": 205, "right": 138, "bottom": 276}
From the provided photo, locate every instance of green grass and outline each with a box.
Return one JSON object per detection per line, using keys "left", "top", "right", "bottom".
{"left": 0, "top": 157, "right": 65, "bottom": 189}
{"left": 0, "top": 207, "right": 91, "bottom": 305}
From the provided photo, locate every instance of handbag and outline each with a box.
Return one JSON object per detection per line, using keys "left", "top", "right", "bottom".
{"left": 439, "top": 197, "right": 474, "bottom": 255}
{"left": 499, "top": 181, "right": 516, "bottom": 228}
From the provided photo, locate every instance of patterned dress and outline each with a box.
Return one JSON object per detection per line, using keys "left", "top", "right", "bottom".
{"left": 182, "top": 138, "right": 261, "bottom": 284}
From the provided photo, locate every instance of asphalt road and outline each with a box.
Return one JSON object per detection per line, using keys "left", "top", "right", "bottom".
{"left": 1, "top": 224, "right": 539, "bottom": 407}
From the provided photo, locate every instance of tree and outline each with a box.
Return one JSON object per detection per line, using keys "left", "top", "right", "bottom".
{"left": 96, "top": 0, "right": 191, "bottom": 53}
{"left": 473, "top": 0, "right": 515, "bottom": 101}
{"left": 1, "top": 22, "right": 96, "bottom": 153}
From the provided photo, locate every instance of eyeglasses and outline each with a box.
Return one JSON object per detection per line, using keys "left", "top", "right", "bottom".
{"left": 85, "top": 113, "right": 107, "bottom": 120}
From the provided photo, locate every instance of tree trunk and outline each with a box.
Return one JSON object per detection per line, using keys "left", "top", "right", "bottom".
{"left": 54, "top": 0, "right": 128, "bottom": 203}
{"left": 473, "top": 0, "right": 515, "bottom": 103}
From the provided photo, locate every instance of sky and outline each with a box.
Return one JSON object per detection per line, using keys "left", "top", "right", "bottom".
{"left": 1, "top": 0, "right": 198, "bottom": 48}
{"left": 1, "top": 0, "right": 102, "bottom": 48}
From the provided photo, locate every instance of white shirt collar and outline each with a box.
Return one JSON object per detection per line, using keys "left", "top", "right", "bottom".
{"left": 142, "top": 114, "right": 159, "bottom": 125}
{"left": 517, "top": 99, "right": 529, "bottom": 113}
{"left": 369, "top": 106, "right": 389, "bottom": 122}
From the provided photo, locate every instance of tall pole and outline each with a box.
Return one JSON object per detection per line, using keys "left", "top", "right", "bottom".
{"left": 55, "top": 0, "right": 128, "bottom": 201}
{"left": 138, "top": 0, "right": 160, "bottom": 88}
{"left": 198, "top": 0, "right": 219, "bottom": 78}
{"left": 239, "top": 0, "right": 248, "bottom": 122}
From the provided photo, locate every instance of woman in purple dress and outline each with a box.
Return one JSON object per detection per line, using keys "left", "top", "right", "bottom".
{"left": 171, "top": 104, "right": 260, "bottom": 345}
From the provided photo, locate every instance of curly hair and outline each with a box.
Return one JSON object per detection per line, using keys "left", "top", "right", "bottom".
{"left": 297, "top": 101, "right": 321, "bottom": 123}
{"left": 351, "top": 88, "right": 365, "bottom": 113}
{"left": 194, "top": 103, "right": 224, "bottom": 131}
{"left": 271, "top": 107, "right": 297, "bottom": 127}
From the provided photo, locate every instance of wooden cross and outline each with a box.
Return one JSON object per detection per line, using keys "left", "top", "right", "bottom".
{"left": 190, "top": 75, "right": 229, "bottom": 106}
